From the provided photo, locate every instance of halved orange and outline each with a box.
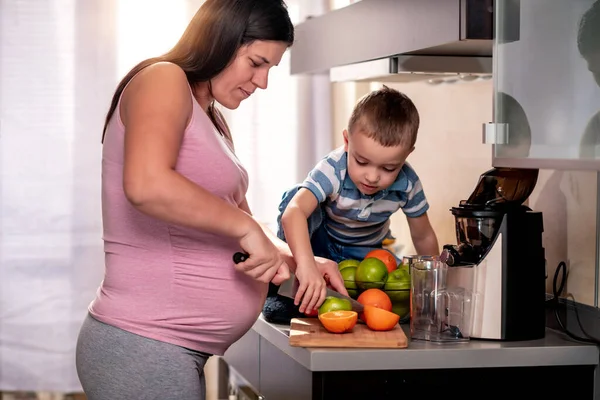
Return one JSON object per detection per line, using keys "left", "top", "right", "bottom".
{"left": 362, "top": 305, "right": 400, "bottom": 331}
{"left": 318, "top": 310, "right": 358, "bottom": 333}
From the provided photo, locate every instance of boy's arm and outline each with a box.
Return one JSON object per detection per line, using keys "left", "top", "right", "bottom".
{"left": 400, "top": 165, "right": 439, "bottom": 256}
{"left": 280, "top": 188, "right": 320, "bottom": 267}
{"left": 280, "top": 188, "right": 328, "bottom": 312}
{"left": 406, "top": 212, "right": 440, "bottom": 256}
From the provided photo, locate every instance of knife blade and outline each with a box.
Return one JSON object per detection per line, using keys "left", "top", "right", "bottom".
{"left": 278, "top": 276, "right": 364, "bottom": 313}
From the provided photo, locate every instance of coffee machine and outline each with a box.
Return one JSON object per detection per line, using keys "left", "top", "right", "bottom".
{"left": 441, "top": 167, "right": 546, "bottom": 341}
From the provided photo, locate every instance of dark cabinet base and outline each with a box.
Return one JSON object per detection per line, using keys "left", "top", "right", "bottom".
{"left": 225, "top": 330, "right": 597, "bottom": 400}
{"left": 314, "top": 366, "right": 594, "bottom": 399}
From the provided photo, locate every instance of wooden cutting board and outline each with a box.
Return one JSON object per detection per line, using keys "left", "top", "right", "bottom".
{"left": 289, "top": 318, "right": 408, "bottom": 348}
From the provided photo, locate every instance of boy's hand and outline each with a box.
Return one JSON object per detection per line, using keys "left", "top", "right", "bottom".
{"left": 314, "top": 257, "right": 349, "bottom": 297}
{"left": 293, "top": 262, "right": 327, "bottom": 313}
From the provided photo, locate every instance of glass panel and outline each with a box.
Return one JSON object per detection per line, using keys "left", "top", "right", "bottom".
{"left": 493, "top": 0, "right": 600, "bottom": 165}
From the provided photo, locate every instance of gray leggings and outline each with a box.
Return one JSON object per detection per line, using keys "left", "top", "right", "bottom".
{"left": 76, "top": 314, "right": 210, "bottom": 400}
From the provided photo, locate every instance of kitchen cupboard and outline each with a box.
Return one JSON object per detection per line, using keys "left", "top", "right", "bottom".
{"left": 490, "top": 0, "right": 600, "bottom": 308}
{"left": 293, "top": 0, "right": 600, "bottom": 169}
{"left": 491, "top": 0, "right": 600, "bottom": 170}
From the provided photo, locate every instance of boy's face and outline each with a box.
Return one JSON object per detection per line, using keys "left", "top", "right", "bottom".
{"left": 343, "top": 129, "right": 414, "bottom": 196}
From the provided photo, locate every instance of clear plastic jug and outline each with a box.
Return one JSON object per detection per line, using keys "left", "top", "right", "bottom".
{"left": 410, "top": 258, "right": 476, "bottom": 343}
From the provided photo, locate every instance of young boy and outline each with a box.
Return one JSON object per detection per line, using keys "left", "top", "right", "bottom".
{"left": 278, "top": 85, "right": 439, "bottom": 269}
{"left": 262, "top": 86, "right": 440, "bottom": 319}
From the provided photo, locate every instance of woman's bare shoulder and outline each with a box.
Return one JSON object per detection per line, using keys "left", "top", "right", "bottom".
{"left": 121, "top": 62, "right": 192, "bottom": 121}
{"left": 125, "top": 62, "right": 189, "bottom": 98}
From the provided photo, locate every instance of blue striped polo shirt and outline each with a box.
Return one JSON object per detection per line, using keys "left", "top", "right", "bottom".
{"left": 301, "top": 147, "right": 429, "bottom": 246}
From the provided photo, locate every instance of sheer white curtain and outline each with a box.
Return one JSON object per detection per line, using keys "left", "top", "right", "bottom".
{"left": 0, "top": 0, "right": 197, "bottom": 391}
{"left": 0, "top": 0, "right": 332, "bottom": 392}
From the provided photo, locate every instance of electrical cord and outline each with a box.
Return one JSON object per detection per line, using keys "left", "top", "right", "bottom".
{"left": 551, "top": 261, "right": 600, "bottom": 345}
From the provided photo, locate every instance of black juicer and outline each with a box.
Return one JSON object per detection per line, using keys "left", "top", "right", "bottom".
{"left": 441, "top": 167, "right": 546, "bottom": 341}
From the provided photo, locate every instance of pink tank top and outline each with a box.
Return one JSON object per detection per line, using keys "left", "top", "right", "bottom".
{"left": 89, "top": 79, "right": 268, "bottom": 356}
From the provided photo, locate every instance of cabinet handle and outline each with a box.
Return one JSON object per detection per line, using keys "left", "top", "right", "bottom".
{"left": 482, "top": 122, "right": 509, "bottom": 144}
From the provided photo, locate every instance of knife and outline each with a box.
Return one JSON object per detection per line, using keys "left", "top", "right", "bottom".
{"left": 278, "top": 275, "right": 364, "bottom": 313}
{"left": 233, "top": 252, "right": 249, "bottom": 264}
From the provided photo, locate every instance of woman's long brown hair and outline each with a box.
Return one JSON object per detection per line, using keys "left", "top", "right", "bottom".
{"left": 102, "top": 0, "right": 294, "bottom": 143}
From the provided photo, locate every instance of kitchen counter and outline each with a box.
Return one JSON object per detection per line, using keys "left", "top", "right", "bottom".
{"left": 224, "top": 314, "right": 600, "bottom": 400}
{"left": 252, "top": 314, "right": 599, "bottom": 371}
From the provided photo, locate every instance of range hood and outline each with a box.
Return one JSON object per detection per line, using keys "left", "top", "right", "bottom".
{"left": 289, "top": 0, "right": 519, "bottom": 83}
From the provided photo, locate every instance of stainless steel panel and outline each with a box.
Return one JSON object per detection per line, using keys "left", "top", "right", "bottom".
{"left": 491, "top": 157, "right": 600, "bottom": 171}
{"left": 329, "top": 55, "right": 492, "bottom": 82}
{"left": 290, "top": 0, "right": 463, "bottom": 74}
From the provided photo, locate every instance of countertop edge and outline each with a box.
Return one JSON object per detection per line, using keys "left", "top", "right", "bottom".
{"left": 252, "top": 315, "right": 600, "bottom": 372}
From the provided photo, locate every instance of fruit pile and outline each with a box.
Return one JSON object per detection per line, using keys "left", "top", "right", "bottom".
{"left": 317, "top": 297, "right": 400, "bottom": 333}
{"left": 314, "top": 249, "right": 411, "bottom": 334}
{"left": 339, "top": 249, "right": 411, "bottom": 318}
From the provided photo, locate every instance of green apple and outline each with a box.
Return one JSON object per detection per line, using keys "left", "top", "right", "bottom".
{"left": 384, "top": 268, "right": 410, "bottom": 290}
{"left": 392, "top": 302, "right": 410, "bottom": 318}
{"left": 338, "top": 259, "right": 361, "bottom": 270}
{"left": 340, "top": 266, "right": 359, "bottom": 298}
{"left": 384, "top": 268, "right": 410, "bottom": 303}
{"left": 398, "top": 263, "right": 410, "bottom": 273}
{"left": 318, "top": 296, "right": 352, "bottom": 315}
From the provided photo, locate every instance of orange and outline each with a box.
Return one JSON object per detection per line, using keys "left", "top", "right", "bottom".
{"left": 362, "top": 305, "right": 400, "bottom": 331}
{"left": 357, "top": 288, "right": 393, "bottom": 320}
{"left": 318, "top": 310, "right": 358, "bottom": 333}
{"left": 364, "top": 249, "right": 398, "bottom": 273}
{"left": 355, "top": 258, "right": 388, "bottom": 290}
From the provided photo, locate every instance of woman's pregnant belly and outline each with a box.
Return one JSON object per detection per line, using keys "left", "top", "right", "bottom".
{"left": 91, "top": 229, "right": 268, "bottom": 355}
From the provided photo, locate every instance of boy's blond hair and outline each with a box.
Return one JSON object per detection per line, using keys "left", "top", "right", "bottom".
{"left": 348, "top": 85, "right": 420, "bottom": 148}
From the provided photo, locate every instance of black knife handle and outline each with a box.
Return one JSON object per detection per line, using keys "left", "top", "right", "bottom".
{"left": 233, "top": 252, "right": 249, "bottom": 264}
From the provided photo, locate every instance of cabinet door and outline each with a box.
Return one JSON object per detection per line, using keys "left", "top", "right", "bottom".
{"left": 223, "top": 329, "right": 261, "bottom": 393}
{"left": 492, "top": 0, "right": 600, "bottom": 170}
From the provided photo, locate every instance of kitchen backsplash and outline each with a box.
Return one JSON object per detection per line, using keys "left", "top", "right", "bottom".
{"left": 530, "top": 170, "right": 597, "bottom": 305}
{"left": 331, "top": 79, "right": 598, "bottom": 306}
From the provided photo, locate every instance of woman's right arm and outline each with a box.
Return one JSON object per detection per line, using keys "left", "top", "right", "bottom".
{"left": 119, "top": 62, "right": 287, "bottom": 283}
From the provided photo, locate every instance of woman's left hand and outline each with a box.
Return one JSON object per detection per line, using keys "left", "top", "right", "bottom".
{"left": 314, "top": 256, "right": 349, "bottom": 297}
